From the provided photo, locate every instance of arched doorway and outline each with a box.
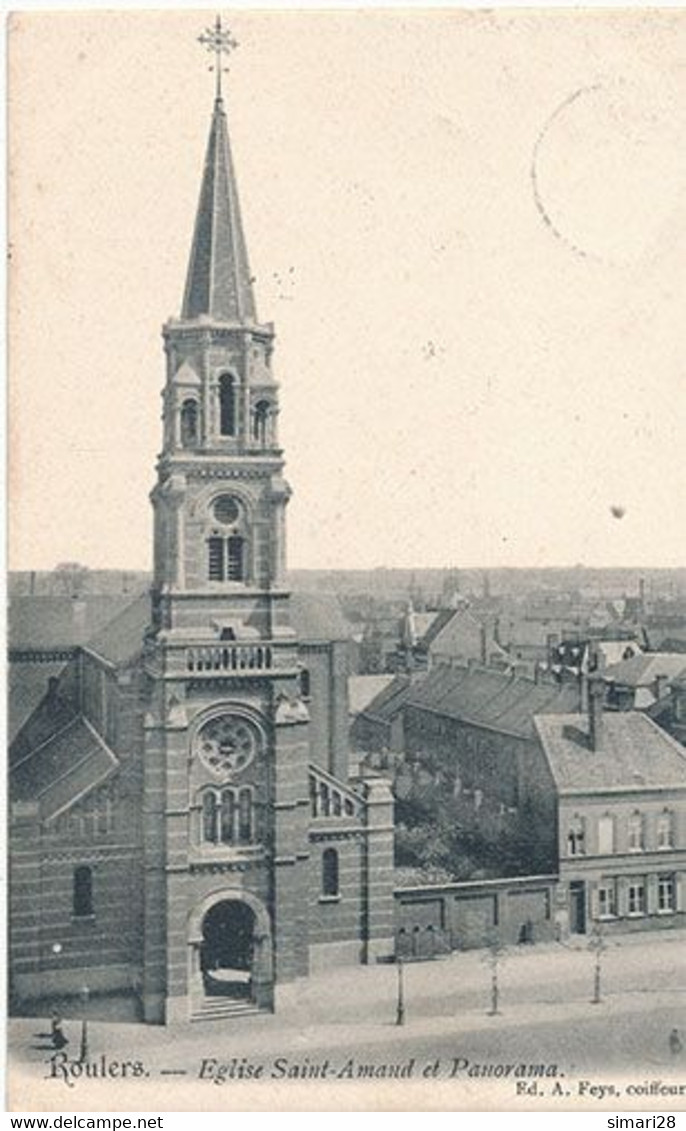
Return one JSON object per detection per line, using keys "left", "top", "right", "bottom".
{"left": 201, "top": 899, "right": 256, "bottom": 999}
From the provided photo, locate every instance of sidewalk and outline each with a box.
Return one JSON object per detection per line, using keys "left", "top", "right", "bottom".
{"left": 9, "top": 930, "right": 686, "bottom": 1065}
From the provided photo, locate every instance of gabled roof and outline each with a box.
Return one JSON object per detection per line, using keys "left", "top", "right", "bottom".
{"left": 11, "top": 716, "right": 119, "bottom": 820}
{"left": 404, "top": 665, "right": 580, "bottom": 739}
{"left": 8, "top": 661, "right": 67, "bottom": 745}
{"left": 602, "top": 652, "right": 686, "bottom": 688}
{"left": 181, "top": 97, "right": 257, "bottom": 323}
{"left": 535, "top": 712, "right": 686, "bottom": 793}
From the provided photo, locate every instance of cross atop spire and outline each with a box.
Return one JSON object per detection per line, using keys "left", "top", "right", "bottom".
{"left": 181, "top": 19, "right": 256, "bottom": 325}
{"left": 198, "top": 15, "right": 239, "bottom": 103}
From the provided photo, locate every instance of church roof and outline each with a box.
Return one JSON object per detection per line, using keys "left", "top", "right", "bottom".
{"left": 9, "top": 594, "right": 137, "bottom": 650}
{"left": 181, "top": 97, "right": 257, "bottom": 323}
{"left": 289, "top": 592, "right": 352, "bottom": 644}
{"left": 8, "top": 661, "right": 67, "bottom": 745}
{"left": 86, "top": 593, "right": 150, "bottom": 665}
{"left": 10, "top": 716, "right": 119, "bottom": 820}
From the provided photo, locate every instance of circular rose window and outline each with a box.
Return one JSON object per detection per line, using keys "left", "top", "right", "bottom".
{"left": 212, "top": 495, "right": 240, "bottom": 526}
{"left": 195, "top": 715, "right": 258, "bottom": 777}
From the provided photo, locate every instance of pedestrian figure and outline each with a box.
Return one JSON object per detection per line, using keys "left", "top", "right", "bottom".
{"left": 51, "top": 1012, "right": 68, "bottom": 1051}
{"left": 669, "top": 1028, "right": 682, "bottom": 1056}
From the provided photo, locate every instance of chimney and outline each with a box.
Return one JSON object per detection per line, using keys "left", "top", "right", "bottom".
{"left": 588, "top": 677, "right": 604, "bottom": 751}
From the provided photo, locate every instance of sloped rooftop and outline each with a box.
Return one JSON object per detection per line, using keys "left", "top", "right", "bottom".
{"left": 8, "top": 661, "right": 66, "bottom": 745}
{"left": 602, "top": 652, "right": 686, "bottom": 688}
{"left": 11, "top": 716, "right": 119, "bottom": 820}
{"left": 535, "top": 712, "right": 686, "bottom": 793}
{"left": 9, "top": 595, "right": 137, "bottom": 650}
{"left": 404, "top": 664, "right": 581, "bottom": 739}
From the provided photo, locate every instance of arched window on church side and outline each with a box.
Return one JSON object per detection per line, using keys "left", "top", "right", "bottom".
{"left": 322, "top": 848, "right": 339, "bottom": 898}
{"left": 73, "top": 865, "right": 94, "bottom": 918}
{"left": 253, "top": 400, "right": 270, "bottom": 445}
{"left": 238, "top": 788, "right": 253, "bottom": 844}
{"left": 180, "top": 398, "right": 198, "bottom": 447}
{"left": 219, "top": 374, "right": 236, "bottom": 436}
{"left": 203, "top": 792, "right": 219, "bottom": 844}
{"left": 220, "top": 789, "right": 235, "bottom": 844}
{"left": 299, "top": 668, "right": 311, "bottom": 699}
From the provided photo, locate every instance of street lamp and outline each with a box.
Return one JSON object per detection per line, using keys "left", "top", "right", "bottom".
{"left": 395, "top": 956, "right": 405, "bottom": 1026}
{"left": 79, "top": 984, "right": 90, "bottom": 1062}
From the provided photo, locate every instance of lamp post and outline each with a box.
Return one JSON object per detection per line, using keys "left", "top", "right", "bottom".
{"left": 395, "top": 956, "right": 405, "bottom": 1026}
{"left": 588, "top": 926, "right": 606, "bottom": 1005}
{"left": 79, "top": 984, "right": 90, "bottom": 1062}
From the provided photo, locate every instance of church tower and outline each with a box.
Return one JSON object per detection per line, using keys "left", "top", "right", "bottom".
{"left": 142, "top": 22, "right": 312, "bottom": 1024}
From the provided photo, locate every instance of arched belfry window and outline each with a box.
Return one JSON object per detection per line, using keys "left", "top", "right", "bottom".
{"left": 219, "top": 374, "right": 236, "bottom": 436}
{"left": 180, "top": 399, "right": 198, "bottom": 448}
{"left": 206, "top": 494, "right": 248, "bottom": 583}
{"left": 322, "top": 847, "right": 339, "bottom": 898}
{"left": 73, "top": 865, "right": 93, "bottom": 918}
{"left": 253, "top": 400, "right": 271, "bottom": 445}
{"left": 227, "top": 536, "right": 245, "bottom": 581}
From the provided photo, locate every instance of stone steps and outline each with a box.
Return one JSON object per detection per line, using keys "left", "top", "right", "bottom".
{"left": 191, "top": 997, "right": 262, "bottom": 1023}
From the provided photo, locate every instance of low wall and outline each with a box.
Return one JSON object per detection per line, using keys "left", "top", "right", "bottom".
{"left": 394, "top": 874, "right": 559, "bottom": 957}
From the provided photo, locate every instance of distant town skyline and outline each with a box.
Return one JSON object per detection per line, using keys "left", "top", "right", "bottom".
{"left": 10, "top": 10, "right": 686, "bottom": 571}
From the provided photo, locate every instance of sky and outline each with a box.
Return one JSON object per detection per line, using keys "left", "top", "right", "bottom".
{"left": 9, "top": 9, "right": 686, "bottom": 571}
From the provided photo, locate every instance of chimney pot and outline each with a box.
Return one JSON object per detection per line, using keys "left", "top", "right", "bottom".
{"left": 588, "top": 677, "right": 604, "bottom": 751}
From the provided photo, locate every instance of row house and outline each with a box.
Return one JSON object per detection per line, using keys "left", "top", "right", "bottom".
{"left": 535, "top": 684, "right": 686, "bottom": 936}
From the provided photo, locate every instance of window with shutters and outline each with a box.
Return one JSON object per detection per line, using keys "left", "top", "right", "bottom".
{"left": 658, "top": 874, "right": 676, "bottom": 913}
{"left": 597, "top": 879, "right": 617, "bottom": 919}
{"left": 627, "top": 878, "right": 646, "bottom": 916}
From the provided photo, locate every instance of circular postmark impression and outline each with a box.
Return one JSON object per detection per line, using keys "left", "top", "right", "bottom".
{"left": 531, "top": 78, "right": 686, "bottom": 266}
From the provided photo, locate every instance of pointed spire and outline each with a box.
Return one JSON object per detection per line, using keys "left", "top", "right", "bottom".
{"left": 181, "top": 95, "right": 257, "bottom": 324}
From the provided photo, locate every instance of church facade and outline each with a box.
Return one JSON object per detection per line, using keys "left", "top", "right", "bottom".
{"left": 9, "top": 69, "right": 394, "bottom": 1025}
